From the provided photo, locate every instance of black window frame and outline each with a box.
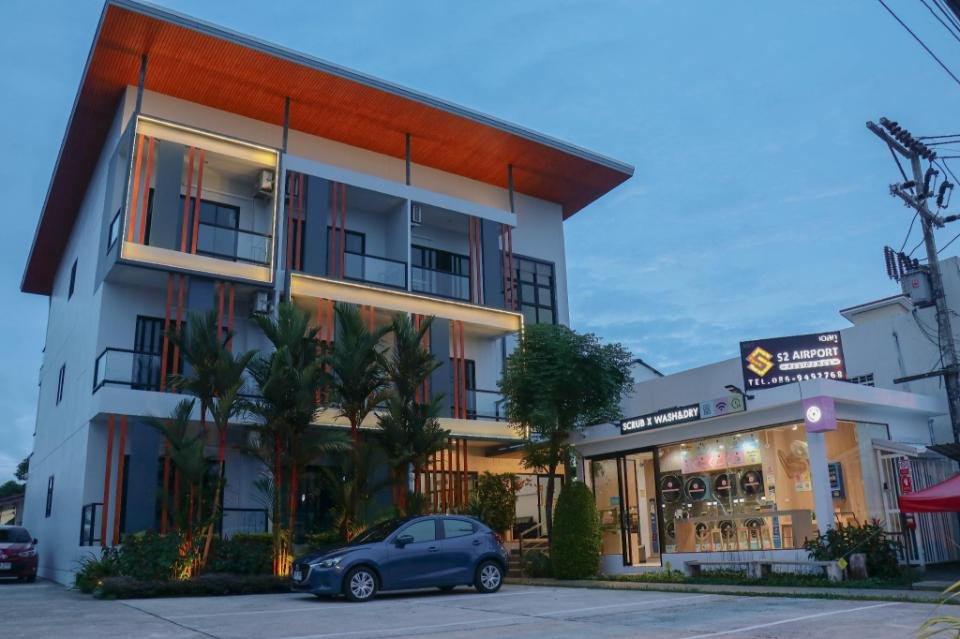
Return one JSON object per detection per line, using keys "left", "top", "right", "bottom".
{"left": 327, "top": 227, "right": 366, "bottom": 256}
{"left": 45, "top": 475, "right": 54, "bottom": 518}
{"left": 178, "top": 195, "right": 271, "bottom": 265}
{"left": 411, "top": 245, "right": 469, "bottom": 276}
{"left": 56, "top": 364, "right": 66, "bottom": 405}
{"left": 514, "top": 255, "right": 557, "bottom": 325}
{"left": 68, "top": 258, "right": 78, "bottom": 299}
{"left": 107, "top": 208, "right": 122, "bottom": 252}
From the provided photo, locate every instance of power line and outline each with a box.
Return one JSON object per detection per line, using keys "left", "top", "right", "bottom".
{"left": 901, "top": 210, "right": 920, "bottom": 251}
{"left": 937, "top": 157, "right": 960, "bottom": 185}
{"left": 890, "top": 145, "right": 912, "bottom": 184}
{"left": 939, "top": 229, "right": 960, "bottom": 254}
{"left": 932, "top": 0, "right": 960, "bottom": 34}
{"left": 920, "top": 134, "right": 960, "bottom": 139}
{"left": 877, "top": 0, "right": 960, "bottom": 88}
{"left": 919, "top": 0, "right": 960, "bottom": 44}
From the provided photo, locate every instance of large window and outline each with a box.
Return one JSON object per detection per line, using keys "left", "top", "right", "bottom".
{"left": 655, "top": 423, "right": 816, "bottom": 553}
{"left": 412, "top": 245, "right": 470, "bottom": 300}
{"left": 179, "top": 196, "right": 271, "bottom": 265}
{"left": 514, "top": 256, "right": 556, "bottom": 325}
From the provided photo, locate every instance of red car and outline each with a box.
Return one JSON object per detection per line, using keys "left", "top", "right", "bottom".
{"left": 0, "top": 526, "right": 38, "bottom": 582}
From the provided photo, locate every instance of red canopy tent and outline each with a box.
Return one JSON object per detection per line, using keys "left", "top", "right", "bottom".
{"left": 899, "top": 474, "right": 960, "bottom": 513}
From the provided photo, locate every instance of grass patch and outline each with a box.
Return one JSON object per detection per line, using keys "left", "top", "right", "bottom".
{"left": 95, "top": 573, "right": 290, "bottom": 599}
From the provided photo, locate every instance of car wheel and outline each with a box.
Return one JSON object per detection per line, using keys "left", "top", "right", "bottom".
{"left": 343, "top": 566, "right": 378, "bottom": 602}
{"left": 474, "top": 560, "right": 503, "bottom": 593}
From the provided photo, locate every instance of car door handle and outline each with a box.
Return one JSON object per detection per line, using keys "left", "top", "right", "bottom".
{"left": 472, "top": 539, "right": 482, "bottom": 546}
{"left": 427, "top": 546, "right": 440, "bottom": 552}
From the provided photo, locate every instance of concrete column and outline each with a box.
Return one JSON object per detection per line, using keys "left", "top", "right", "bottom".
{"left": 806, "top": 431, "right": 835, "bottom": 533}
{"left": 302, "top": 175, "right": 329, "bottom": 277}
{"left": 124, "top": 419, "right": 161, "bottom": 533}
{"left": 480, "top": 219, "right": 504, "bottom": 310}
{"left": 430, "top": 319, "right": 452, "bottom": 418}
{"left": 149, "top": 140, "right": 186, "bottom": 250}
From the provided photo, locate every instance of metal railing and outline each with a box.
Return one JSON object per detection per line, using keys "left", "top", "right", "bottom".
{"left": 343, "top": 251, "right": 407, "bottom": 289}
{"left": 79, "top": 502, "right": 103, "bottom": 546}
{"left": 94, "top": 348, "right": 165, "bottom": 392}
{"left": 195, "top": 224, "right": 273, "bottom": 266}
{"left": 459, "top": 389, "right": 506, "bottom": 421}
{"left": 412, "top": 266, "right": 470, "bottom": 301}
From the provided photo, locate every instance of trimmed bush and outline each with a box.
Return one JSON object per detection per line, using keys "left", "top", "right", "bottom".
{"left": 304, "top": 529, "right": 347, "bottom": 555}
{"left": 550, "top": 481, "right": 600, "bottom": 579}
{"left": 207, "top": 533, "right": 273, "bottom": 575}
{"left": 96, "top": 574, "right": 290, "bottom": 599}
{"left": 118, "top": 531, "right": 198, "bottom": 581}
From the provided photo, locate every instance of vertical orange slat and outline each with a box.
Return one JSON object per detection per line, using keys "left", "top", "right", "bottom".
{"left": 127, "top": 134, "right": 145, "bottom": 243}
{"left": 180, "top": 148, "right": 195, "bottom": 252}
{"left": 112, "top": 416, "right": 127, "bottom": 546}
{"left": 190, "top": 150, "right": 206, "bottom": 254}
{"left": 137, "top": 137, "right": 155, "bottom": 245}
{"left": 447, "top": 440, "right": 454, "bottom": 508}
{"left": 101, "top": 415, "right": 115, "bottom": 547}
{"left": 160, "top": 441, "right": 170, "bottom": 534}
{"left": 226, "top": 283, "right": 235, "bottom": 352}
{"left": 328, "top": 183, "right": 337, "bottom": 277}
{"left": 454, "top": 438, "right": 462, "bottom": 506}
{"left": 463, "top": 439, "right": 469, "bottom": 501}
{"left": 440, "top": 443, "right": 447, "bottom": 512}
{"left": 159, "top": 273, "right": 173, "bottom": 392}
{"left": 216, "top": 281, "right": 224, "bottom": 341}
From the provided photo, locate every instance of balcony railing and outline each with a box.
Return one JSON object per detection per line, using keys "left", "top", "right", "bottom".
{"left": 93, "top": 347, "right": 259, "bottom": 398}
{"left": 343, "top": 251, "right": 407, "bottom": 289}
{"left": 458, "top": 389, "right": 506, "bottom": 421}
{"left": 195, "top": 224, "right": 272, "bottom": 266}
{"left": 412, "top": 266, "right": 470, "bottom": 301}
{"left": 94, "top": 348, "right": 165, "bottom": 392}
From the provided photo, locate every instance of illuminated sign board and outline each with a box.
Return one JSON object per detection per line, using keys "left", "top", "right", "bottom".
{"left": 620, "top": 394, "right": 746, "bottom": 435}
{"left": 740, "top": 331, "right": 846, "bottom": 390}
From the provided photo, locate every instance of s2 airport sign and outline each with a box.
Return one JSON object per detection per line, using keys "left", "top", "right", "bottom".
{"left": 620, "top": 394, "right": 746, "bottom": 435}
{"left": 740, "top": 331, "right": 846, "bottom": 390}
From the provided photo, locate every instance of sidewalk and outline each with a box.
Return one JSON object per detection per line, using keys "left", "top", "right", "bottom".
{"left": 505, "top": 576, "right": 957, "bottom": 605}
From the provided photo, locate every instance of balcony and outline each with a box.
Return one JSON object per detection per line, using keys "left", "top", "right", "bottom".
{"left": 93, "top": 347, "right": 259, "bottom": 398}
{"left": 463, "top": 389, "right": 506, "bottom": 422}
{"left": 344, "top": 250, "right": 407, "bottom": 290}
{"left": 116, "top": 116, "right": 279, "bottom": 283}
{"left": 412, "top": 265, "right": 469, "bottom": 301}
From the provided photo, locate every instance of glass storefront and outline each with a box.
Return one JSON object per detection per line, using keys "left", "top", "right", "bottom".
{"left": 587, "top": 419, "right": 871, "bottom": 563}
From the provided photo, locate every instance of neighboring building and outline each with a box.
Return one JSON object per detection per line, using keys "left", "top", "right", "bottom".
{"left": 20, "top": 0, "right": 632, "bottom": 583}
{"left": 0, "top": 493, "right": 25, "bottom": 526}
{"left": 577, "top": 258, "right": 960, "bottom": 574}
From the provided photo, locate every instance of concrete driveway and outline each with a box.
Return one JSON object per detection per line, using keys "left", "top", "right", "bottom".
{"left": 1, "top": 579, "right": 946, "bottom": 638}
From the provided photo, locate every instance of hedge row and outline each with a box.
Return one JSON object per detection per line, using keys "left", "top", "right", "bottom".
{"left": 96, "top": 574, "right": 290, "bottom": 599}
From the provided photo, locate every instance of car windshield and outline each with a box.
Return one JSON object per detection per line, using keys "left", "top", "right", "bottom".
{"left": 0, "top": 528, "right": 31, "bottom": 543}
{"left": 348, "top": 519, "right": 407, "bottom": 545}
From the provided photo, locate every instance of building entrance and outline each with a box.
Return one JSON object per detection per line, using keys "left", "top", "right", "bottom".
{"left": 588, "top": 452, "right": 661, "bottom": 567}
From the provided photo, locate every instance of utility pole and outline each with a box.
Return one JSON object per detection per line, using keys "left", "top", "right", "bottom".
{"left": 868, "top": 118, "right": 960, "bottom": 443}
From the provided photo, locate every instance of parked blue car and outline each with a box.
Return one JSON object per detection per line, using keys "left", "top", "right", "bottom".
{"left": 291, "top": 515, "right": 509, "bottom": 602}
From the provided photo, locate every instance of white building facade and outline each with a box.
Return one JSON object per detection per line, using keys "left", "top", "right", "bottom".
{"left": 20, "top": 0, "right": 632, "bottom": 584}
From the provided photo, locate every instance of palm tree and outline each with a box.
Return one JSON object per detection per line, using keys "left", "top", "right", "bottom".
{"left": 246, "top": 302, "right": 348, "bottom": 574}
{"left": 376, "top": 313, "right": 449, "bottom": 513}
{"left": 166, "top": 310, "right": 256, "bottom": 566}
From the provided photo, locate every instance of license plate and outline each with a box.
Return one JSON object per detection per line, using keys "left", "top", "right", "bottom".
{"left": 0, "top": 563, "right": 10, "bottom": 570}
{"left": 292, "top": 568, "right": 302, "bottom": 581}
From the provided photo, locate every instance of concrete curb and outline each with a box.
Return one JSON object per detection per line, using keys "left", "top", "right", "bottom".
{"left": 504, "top": 577, "right": 956, "bottom": 605}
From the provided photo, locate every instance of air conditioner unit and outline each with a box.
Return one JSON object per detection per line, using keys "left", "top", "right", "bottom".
{"left": 251, "top": 291, "right": 273, "bottom": 316}
{"left": 255, "top": 170, "right": 275, "bottom": 197}
{"left": 901, "top": 268, "right": 933, "bottom": 307}
{"left": 410, "top": 204, "right": 423, "bottom": 226}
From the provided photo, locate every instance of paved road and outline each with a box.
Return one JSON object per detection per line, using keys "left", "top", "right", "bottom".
{"left": 2, "top": 579, "right": 945, "bottom": 638}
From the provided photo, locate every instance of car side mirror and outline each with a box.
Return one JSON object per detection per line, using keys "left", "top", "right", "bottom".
{"left": 395, "top": 534, "right": 414, "bottom": 547}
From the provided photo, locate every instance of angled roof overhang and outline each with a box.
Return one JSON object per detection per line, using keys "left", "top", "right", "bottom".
{"left": 21, "top": 0, "right": 633, "bottom": 295}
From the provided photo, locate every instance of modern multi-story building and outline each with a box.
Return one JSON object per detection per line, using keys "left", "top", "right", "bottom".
{"left": 19, "top": 1, "right": 632, "bottom": 583}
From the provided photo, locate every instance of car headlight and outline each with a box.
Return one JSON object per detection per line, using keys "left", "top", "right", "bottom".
{"left": 15, "top": 549, "right": 37, "bottom": 558}
{"left": 313, "top": 556, "right": 342, "bottom": 569}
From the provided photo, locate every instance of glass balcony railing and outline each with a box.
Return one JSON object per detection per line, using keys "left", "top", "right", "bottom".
{"left": 412, "top": 266, "right": 470, "bottom": 301}
{"left": 459, "top": 389, "right": 506, "bottom": 421}
{"left": 343, "top": 251, "right": 407, "bottom": 289}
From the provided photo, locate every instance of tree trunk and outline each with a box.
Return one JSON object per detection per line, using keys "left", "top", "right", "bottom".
{"left": 200, "top": 426, "right": 227, "bottom": 569}
{"left": 544, "top": 460, "right": 558, "bottom": 540}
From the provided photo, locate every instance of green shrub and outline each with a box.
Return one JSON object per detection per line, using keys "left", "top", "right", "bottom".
{"left": 96, "top": 574, "right": 289, "bottom": 599}
{"left": 521, "top": 549, "right": 552, "bottom": 578}
{"left": 460, "top": 472, "right": 522, "bottom": 535}
{"left": 207, "top": 533, "right": 273, "bottom": 575}
{"left": 550, "top": 481, "right": 600, "bottom": 579}
{"left": 304, "top": 529, "right": 347, "bottom": 554}
{"left": 803, "top": 521, "right": 902, "bottom": 578}
{"left": 75, "top": 548, "right": 121, "bottom": 593}
{"left": 118, "top": 531, "right": 200, "bottom": 581}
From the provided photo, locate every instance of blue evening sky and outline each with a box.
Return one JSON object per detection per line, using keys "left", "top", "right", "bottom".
{"left": 3, "top": 0, "right": 960, "bottom": 477}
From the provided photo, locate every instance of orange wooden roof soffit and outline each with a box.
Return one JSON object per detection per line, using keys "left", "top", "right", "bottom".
{"left": 22, "top": 0, "right": 632, "bottom": 295}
